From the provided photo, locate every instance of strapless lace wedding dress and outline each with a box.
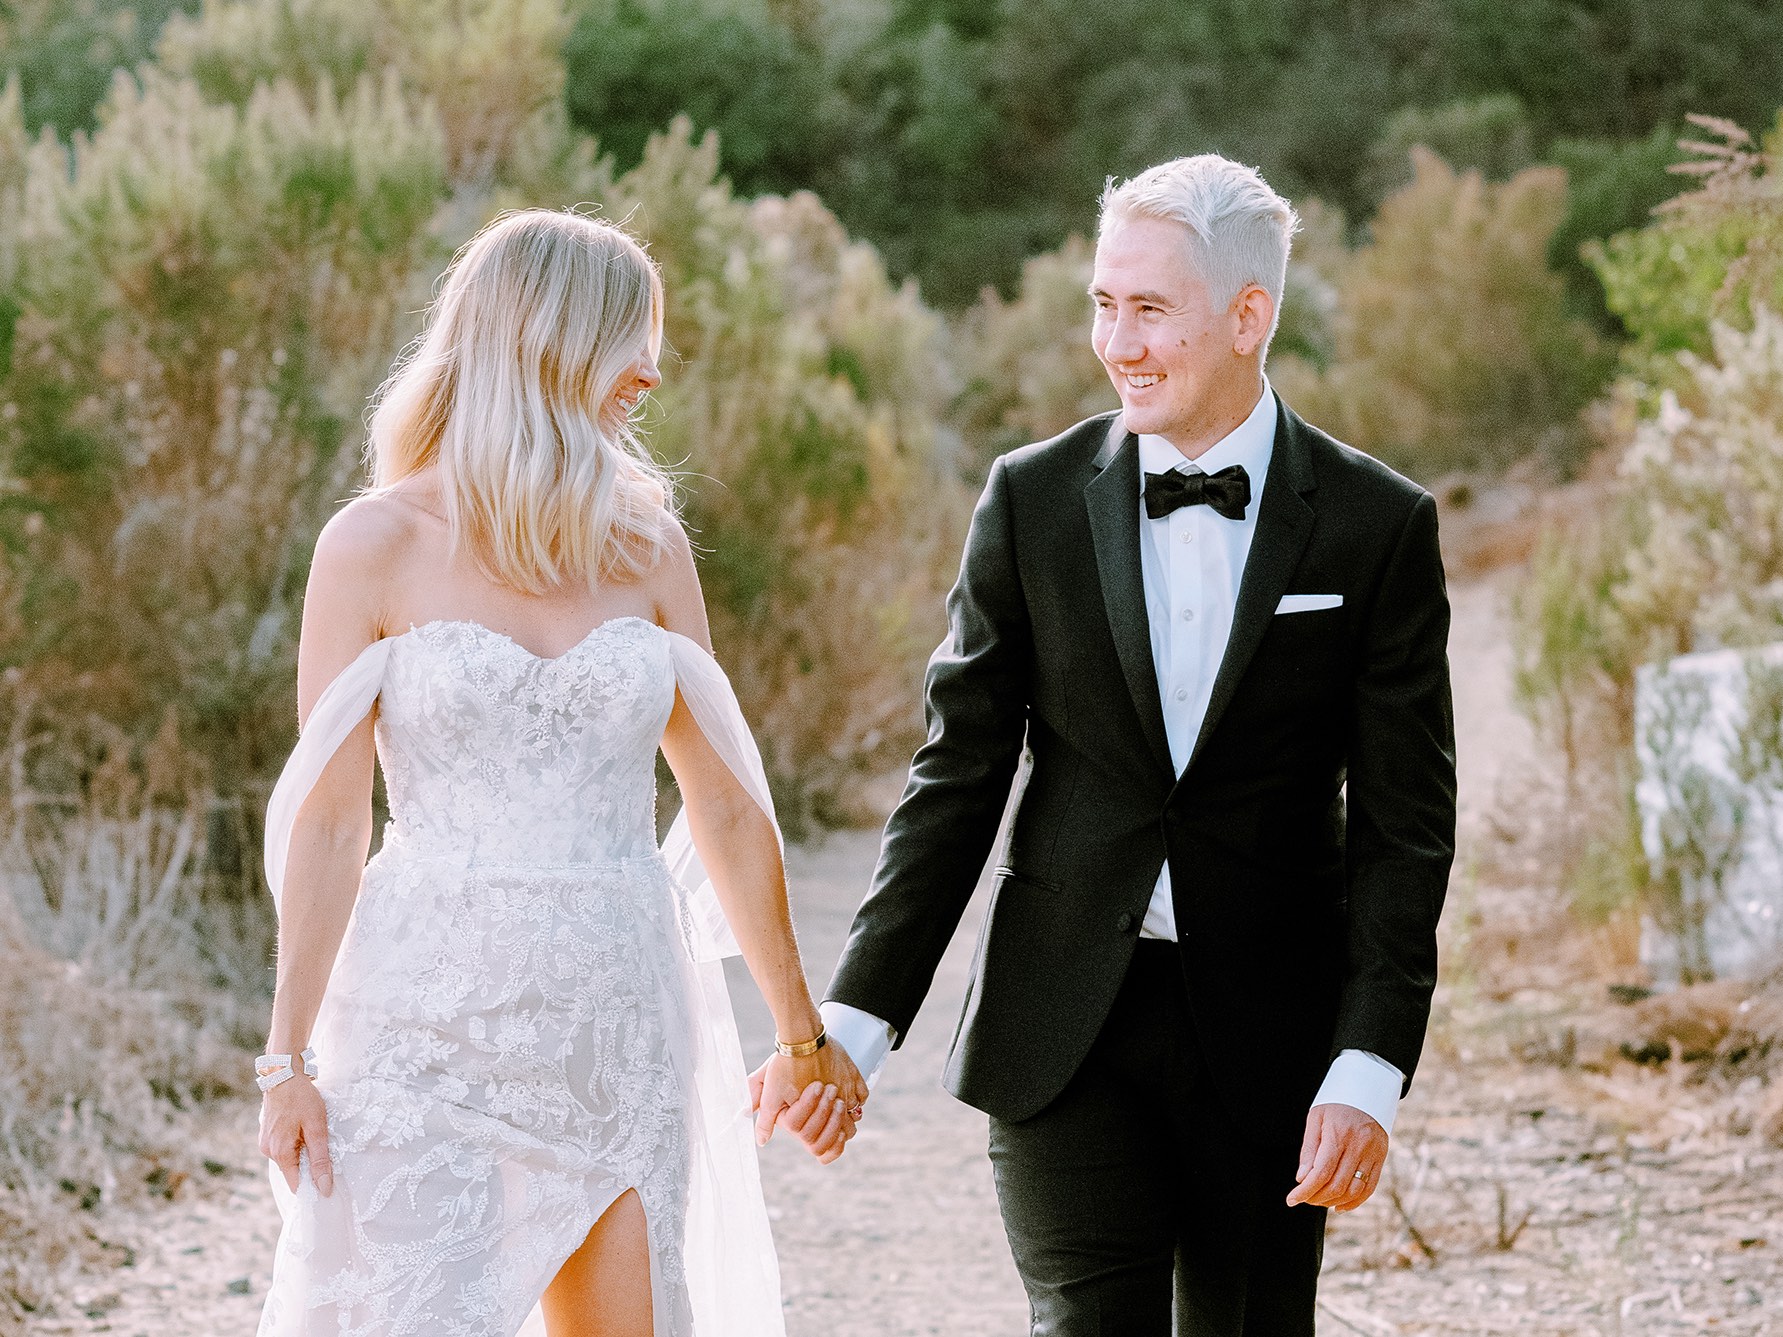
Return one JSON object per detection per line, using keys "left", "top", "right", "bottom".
{"left": 255, "top": 616, "right": 784, "bottom": 1337}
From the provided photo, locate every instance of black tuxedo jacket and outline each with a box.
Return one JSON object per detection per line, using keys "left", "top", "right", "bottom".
{"left": 827, "top": 397, "right": 1457, "bottom": 1142}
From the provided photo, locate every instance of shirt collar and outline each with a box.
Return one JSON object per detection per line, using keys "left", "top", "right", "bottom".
{"left": 1136, "top": 377, "right": 1277, "bottom": 484}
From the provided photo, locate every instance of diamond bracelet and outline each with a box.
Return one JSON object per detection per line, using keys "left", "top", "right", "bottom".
{"left": 255, "top": 1047, "right": 318, "bottom": 1092}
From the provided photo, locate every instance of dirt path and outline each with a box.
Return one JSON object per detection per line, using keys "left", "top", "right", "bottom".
{"left": 29, "top": 571, "right": 1782, "bottom": 1335}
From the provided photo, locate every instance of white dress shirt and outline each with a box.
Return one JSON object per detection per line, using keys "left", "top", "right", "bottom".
{"left": 824, "top": 381, "right": 1404, "bottom": 1134}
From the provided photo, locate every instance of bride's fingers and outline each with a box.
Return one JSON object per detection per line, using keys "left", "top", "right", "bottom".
{"left": 754, "top": 1083, "right": 790, "bottom": 1146}
{"left": 778, "top": 1082, "right": 828, "bottom": 1141}
{"left": 307, "top": 1122, "right": 335, "bottom": 1198}
{"left": 268, "top": 1135, "right": 301, "bottom": 1193}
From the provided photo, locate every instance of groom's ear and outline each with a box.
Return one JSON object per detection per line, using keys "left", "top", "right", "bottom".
{"left": 1231, "top": 283, "right": 1274, "bottom": 358}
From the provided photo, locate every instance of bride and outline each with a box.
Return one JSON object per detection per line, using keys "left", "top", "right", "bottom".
{"left": 254, "top": 208, "right": 868, "bottom": 1336}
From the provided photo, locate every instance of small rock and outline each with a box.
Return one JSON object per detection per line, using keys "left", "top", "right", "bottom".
{"left": 83, "top": 1293, "right": 121, "bottom": 1318}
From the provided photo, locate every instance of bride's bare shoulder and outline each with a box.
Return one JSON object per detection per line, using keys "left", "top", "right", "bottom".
{"left": 649, "top": 506, "right": 712, "bottom": 649}
{"left": 304, "top": 484, "right": 441, "bottom": 637}
{"left": 316, "top": 481, "right": 440, "bottom": 567}
{"left": 309, "top": 501, "right": 396, "bottom": 577}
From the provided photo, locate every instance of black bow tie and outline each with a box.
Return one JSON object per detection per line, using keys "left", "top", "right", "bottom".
{"left": 1143, "top": 464, "right": 1252, "bottom": 522}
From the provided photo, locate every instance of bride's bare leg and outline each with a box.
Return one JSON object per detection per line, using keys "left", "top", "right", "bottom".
{"left": 541, "top": 1188, "right": 654, "bottom": 1336}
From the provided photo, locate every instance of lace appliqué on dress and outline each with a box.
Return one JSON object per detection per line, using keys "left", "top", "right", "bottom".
{"left": 257, "top": 617, "right": 779, "bottom": 1337}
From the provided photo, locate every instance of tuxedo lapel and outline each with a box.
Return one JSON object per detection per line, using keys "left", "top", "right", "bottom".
{"left": 1084, "top": 415, "right": 1175, "bottom": 780}
{"left": 1184, "top": 397, "right": 1318, "bottom": 774}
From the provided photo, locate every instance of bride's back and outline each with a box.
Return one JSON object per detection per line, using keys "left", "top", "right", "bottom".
{"left": 376, "top": 609, "right": 675, "bottom": 875}
{"left": 297, "top": 209, "right": 691, "bottom": 721}
{"left": 360, "top": 470, "right": 663, "bottom": 660}
{"left": 372, "top": 209, "right": 674, "bottom": 613}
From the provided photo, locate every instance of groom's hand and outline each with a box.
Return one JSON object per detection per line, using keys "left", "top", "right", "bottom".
{"left": 1287, "top": 1103, "right": 1388, "bottom": 1211}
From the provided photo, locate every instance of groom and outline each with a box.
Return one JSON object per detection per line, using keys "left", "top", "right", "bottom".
{"left": 794, "top": 154, "right": 1454, "bottom": 1334}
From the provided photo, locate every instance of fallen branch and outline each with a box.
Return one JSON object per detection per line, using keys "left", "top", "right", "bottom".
{"left": 1494, "top": 1182, "right": 1534, "bottom": 1250}
{"left": 1387, "top": 1184, "right": 1440, "bottom": 1263}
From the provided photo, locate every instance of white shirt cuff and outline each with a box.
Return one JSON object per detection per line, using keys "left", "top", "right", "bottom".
{"left": 1311, "top": 1049, "right": 1404, "bottom": 1135}
{"left": 819, "top": 1000, "right": 896, "bottom": 1089}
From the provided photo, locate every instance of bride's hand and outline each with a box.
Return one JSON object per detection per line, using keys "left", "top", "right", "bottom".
{"left": 259, "top": 1078, "right": 334, "bottom": 1197}
{"left": 751, "top": 1042, "right": 869, "bottom": 1162}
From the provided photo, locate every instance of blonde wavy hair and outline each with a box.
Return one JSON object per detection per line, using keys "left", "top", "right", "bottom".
{"left": 367, "top": 208, "right": 673, "bottom": 592}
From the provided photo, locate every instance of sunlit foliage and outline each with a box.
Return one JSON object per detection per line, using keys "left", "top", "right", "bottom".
{"left": 0, "top": 0, "right": 965, "bottom": 842}
{"left": 1274, "top": 149, "right": 1608, "bottom": 478}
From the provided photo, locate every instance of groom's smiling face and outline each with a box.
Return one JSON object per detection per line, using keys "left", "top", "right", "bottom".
{"left": 1090, "top": 216, "right": 1256, "bottom": 456}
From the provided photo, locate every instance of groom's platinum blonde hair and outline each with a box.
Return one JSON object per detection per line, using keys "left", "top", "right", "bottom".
{"left": 367, "top": 208, "right": 672, "bottom": 593}
{"left": 1099, "top": 155, "right": 1299, "bottom": 352}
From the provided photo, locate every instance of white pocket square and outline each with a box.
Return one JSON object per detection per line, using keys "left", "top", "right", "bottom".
{"left": 1275, "top": 593, "right": 1343, "bottom": 614}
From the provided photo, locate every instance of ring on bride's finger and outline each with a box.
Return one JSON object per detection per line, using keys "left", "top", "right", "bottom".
{"left": 1352, "top": 1170, "right": 1367, "bottom": 1181}
{"left": 848, "top": 1105, "right": 863, "bottom": 1119}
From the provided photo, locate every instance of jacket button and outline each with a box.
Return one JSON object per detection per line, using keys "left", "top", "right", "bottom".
{"left": 1116, "top": 911, "right": 1135, "bottom": 934}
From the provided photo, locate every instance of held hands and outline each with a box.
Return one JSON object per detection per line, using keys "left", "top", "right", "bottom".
{"left": 749, "top": 1039, "right": 869, "bottom": 1165}
{"left": 1287, "top": 1102, "right": 1387, "bottom": 1212}
{"left": 259, "top": 1076, "right": 334, "bottom": 1198}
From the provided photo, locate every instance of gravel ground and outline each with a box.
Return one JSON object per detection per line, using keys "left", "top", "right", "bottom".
{"left": 24, "top": 571, "right": 1783, "bottom": 1336}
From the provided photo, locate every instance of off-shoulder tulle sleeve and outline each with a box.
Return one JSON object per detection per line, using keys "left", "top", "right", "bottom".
{"left": 658, "top": 631, "right": 782, "bottom": 962}
{"left": 262, "top": 638, "right": 394, "bottom": 915}
{"left": 262, "top": 631, "right": 780, "bottom": 947}
{"left": 652, "top": 631, "right": 788, "bottom": 1337}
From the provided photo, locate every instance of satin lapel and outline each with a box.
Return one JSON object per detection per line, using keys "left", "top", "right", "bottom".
{"left": 1184, "top": 399, "right": 1317, "bottom": 774}
{"left": 1084, "top": 416, "right": 1175, "bottom": 779}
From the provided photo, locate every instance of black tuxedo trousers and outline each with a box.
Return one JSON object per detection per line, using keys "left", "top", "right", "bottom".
{"left": 827, "top": 400, "right": 1456, "bottom": 1333}
{"left": 990, "top": 941, "right": 1326, "bottom": 1336}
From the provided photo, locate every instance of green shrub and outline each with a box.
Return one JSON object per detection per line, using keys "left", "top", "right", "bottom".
{"left": 562, "top": 0, "right": 824, "bottom": 197}
{"left": 3, "top": 0, "right": 968, "bottom": 832}
{"left": 1273, "top": 149, "right": 1609, "bottom": 479}
{"left": 1515, "top": 306, "right": 1783, "bottom": 756}
{"left": 549, "top": 0, "right": 1783, "bottom": 308}
{"left": 1545, "top": 125, "right": 1683, "bottom": 329}
{"left": 1514, "top": 115, "right": 1783, "bottom": 948}
{"left": 609, "top": 134, "right": 965, "bottom": 827}
{"left": 0, "top": 0, "right": 197, "bottom": 136}
{"left": 952, "top": 235, "right": 1112, "bottom": 481}
{"left": 159, "top": 0, "right": 570, "bottom": 189}
{"left": 1588, "top": 113, "right": 1783, "bottom": 376}
{"left": 1363, "top": 95, "right": 1536, "bottom": 201}
{"left": 0, "top": 67, "right": 446, "bottom": 805}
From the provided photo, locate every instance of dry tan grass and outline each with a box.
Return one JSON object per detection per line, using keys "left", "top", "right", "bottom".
{"left": 0, "top": 809, "right": 265, "bottom": 1327}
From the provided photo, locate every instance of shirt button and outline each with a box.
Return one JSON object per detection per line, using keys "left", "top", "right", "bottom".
{"left": 1181, "top": 530, "right": 1193, "bottom": 543}
{"left": 1181, "top": 608, "right": 1195, "bottom": 622}
{"left": 1174, "top": 687, "right": 1189, "bottom": 701}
